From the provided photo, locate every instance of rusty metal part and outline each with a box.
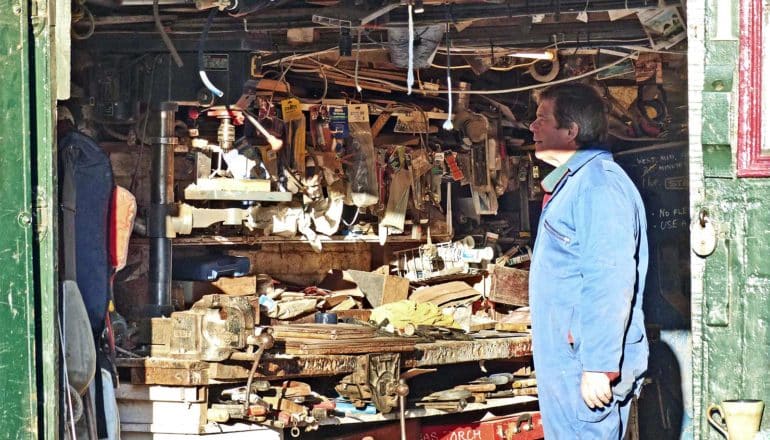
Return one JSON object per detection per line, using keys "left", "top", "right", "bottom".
{"left": 151, "top": 293, "right": 258, "bottom": 362}
{"left": 244, "top": 330, "right": 275, "bottom": 414}
{"left": 400, "top": 368, "right": 437, "bottom": 381}
{"left": 397, "top": 379, "right": 409, "bottom": 440}
{"left": 414, "top": 400, "right": 467, "bottom": 412}
{"left": 335, "top": 353, "right": 401, "bottom": 414}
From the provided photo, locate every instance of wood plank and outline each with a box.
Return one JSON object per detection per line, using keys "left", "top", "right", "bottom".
{"left": 272, "top": 323, "right": 376, "bottom": 340}
{"left": 184, "top": 189, "right": 293, "bottom": 202}
{"left": 371, "top": 107, "right": 394, "bottom": 139}
{"left": 410, "top": 281, "right": 481, "bottom": 308}
{"left": 114, "top": 384, "right": 206, "bottom": 402}
{"left": 343, "top": 270, "right": 410, "bottom": 307}
{"left": 410, "top": 336, "right": 532, "bottom": 367}
{"left": 209, "top": 354, "right": 359, "bottom": 381}
{"left": 124, "top": 358, "right": 209, "bottom": 386}
{"left": 284, "top": 336, "right": 416, "bottom": 355}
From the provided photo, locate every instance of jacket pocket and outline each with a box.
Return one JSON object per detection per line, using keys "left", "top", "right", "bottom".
{"left": 566, "top": 307, "right": 579, "bottom": 357}
{"left": 543, "top": 220, "right": 572, "bottom": 244}
{"left": 576, "top": 399, "right": 613, "bottom": 423}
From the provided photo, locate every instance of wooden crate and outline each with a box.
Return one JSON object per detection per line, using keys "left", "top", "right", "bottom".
{"left": 488, "top": 266, "right": 529, "bottom": 306}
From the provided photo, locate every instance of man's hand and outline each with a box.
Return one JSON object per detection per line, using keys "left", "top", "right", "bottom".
{"left": 580, "top": 371, "right": 612, "bottom": 409}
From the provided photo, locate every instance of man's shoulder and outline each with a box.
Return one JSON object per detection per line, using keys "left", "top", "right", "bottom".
{"left": 578, "top": 154, "right": 630, "bottom": 182}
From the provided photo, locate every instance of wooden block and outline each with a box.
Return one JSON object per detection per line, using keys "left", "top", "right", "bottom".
{"left": 272, "top": 323, "right": 376, "bottom": 340}
{"left": 284, "top": 336, "right": 415, "bottom": 355}
{"left": 186, "top": 276, "right": 257, "bottom": 300}
{"left": 118, "top": 400, "right": 207, "bottom": 434}
{"left": 286, "top": 27, "right": 316, "bottom": 44}
{"left": 489, "top": 266, "right": 529, "bottom": 306}
{"left": 115, "top": 385, "right": 206, "bottom": 403}
{"left": 454, "top": 383, "right": 497, "bottom": 393}
{"left": 410, "top": 281, "right": 481, "bottom": 308}
{"left": 344, "top": 270, "right": 409, "bottom": 307}
{"left": 255, "top": 78, "right": 289, "bottom": 93}
{"left": 126, "top": 358, "right": 210, "bottom": 386}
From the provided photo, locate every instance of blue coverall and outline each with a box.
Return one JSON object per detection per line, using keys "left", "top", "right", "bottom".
{"left": 529, "top": 149, "right": 649, "bottom": 439}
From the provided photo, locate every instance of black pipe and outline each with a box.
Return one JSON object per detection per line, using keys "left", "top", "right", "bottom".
{"left": 148, "top": 101, "right": 177, "bottom": 317}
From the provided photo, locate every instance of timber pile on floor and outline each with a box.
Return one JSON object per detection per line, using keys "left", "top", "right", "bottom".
{"left": 272, "top": 323, "right": 418, "bottom": 355}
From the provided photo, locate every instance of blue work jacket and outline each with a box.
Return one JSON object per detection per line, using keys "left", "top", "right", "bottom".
{"left": 529, "top": 148, "right": 649, "bottom": 405}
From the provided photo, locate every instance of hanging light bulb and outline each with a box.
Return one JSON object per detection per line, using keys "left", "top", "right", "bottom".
{"left": 413, "top": 0, "right": 424, "bottom": 14}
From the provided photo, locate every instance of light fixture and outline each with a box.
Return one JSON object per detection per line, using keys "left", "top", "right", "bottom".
{"left": 413, "top": 0, "right": 424, "bottom": 14}
{"left": 509, "top": 50, "right": 555, "bottom": 61}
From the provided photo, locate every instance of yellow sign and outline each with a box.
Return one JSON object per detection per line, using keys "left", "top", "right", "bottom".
{"left": 281, "top": 98, "right": 303, "bottom": 121}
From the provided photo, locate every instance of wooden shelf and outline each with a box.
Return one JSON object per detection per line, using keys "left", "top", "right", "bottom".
{"left": 129, "top": 234, "right": 452, "bottom": 246}
{"left": 321, "top": 396, "right": 538, "bottom": 425}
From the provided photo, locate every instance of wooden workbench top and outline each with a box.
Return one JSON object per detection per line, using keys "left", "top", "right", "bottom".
{"left": 116, "top": 334, "right": 531, "bottom": 386}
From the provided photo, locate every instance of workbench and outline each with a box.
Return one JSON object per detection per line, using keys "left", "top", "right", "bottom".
{"left": 116, "top": 334, "right": 532, "bottom": 386}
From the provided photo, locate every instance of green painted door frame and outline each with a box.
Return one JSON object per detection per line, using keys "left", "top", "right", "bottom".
{"left": 690, "top": 0, "right": 770, "bottom": 438}
{"left": 0, "top": 0, "right": 58, "bottom": 436}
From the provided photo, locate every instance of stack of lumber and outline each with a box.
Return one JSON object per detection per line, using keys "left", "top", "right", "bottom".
{"left": 272, "top": 323, "right": 417, "bottom": 355}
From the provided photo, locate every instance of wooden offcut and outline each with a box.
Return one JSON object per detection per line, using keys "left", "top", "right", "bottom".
{"left": 343, "top": 269, "right": 409, "bottom": 307}
{"left": 410, "top": 281, "right": 481, "bottom": 308}
{"left": 283, "top": 336, "right": 416, "bottom": 355}
{"left": 488, "top": 266, "right": 530, "bottom": 306}
{"left": 272, "top": 323, "right": 376, "bottom": 340}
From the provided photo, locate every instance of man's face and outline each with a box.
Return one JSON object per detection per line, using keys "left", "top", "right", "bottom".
{"left": 530, "top": 98, "right": 578, "bottom": 164}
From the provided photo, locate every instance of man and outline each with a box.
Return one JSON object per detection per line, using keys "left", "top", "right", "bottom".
{"left": 528, "top": 83, "right": 649, "bottom": 439}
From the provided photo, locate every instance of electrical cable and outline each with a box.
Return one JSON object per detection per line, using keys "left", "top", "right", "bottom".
{"left": 153, "top": 0, "right": 184, "bottom": 67}
{"left": 130, "top": 55, "right": 159, "bottom": 194}
{"left": 354, "top": 28, "right": 363, "bottom": 92}
{"left": 407, "top": 4, "right": 415, "bottom": 94}
{"left": 198, "top": 8, "right": 224, "bottom": 98}
{"left": 442, "top": 14, "right": 453, "bottom": 130}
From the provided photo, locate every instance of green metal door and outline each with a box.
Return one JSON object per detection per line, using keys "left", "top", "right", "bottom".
{"left": 692, "top": 0, "right": 770, "bottom": 438}
{"left": 0, "top": 0, "right": 58, "bottom": 435}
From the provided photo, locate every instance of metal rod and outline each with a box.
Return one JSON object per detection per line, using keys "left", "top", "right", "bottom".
{"left": 148, "top": 102, "right": 178, "bottom": 317}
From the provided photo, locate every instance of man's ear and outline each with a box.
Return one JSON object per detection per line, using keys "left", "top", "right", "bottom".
{"left": 566, "top": 122, "right": 580, "bottom": 142}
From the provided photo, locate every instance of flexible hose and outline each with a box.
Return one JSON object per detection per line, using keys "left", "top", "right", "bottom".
{"left": 198, "top": 8, "right": 224, "bottom": 98}
{"left": 442, "top": 17, "right": 453, "bottom": 130}
{"left": 407, "top": 4, "right": 414, "bottom": 95}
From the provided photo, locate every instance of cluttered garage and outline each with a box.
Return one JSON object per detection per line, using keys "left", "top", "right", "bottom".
{"left": 57, "top": 0, "right": 691, "bottom": 438}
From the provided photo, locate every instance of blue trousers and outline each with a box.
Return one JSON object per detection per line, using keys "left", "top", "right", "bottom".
{"left": 537, "top": 364, "right": 637, "bottom": 439}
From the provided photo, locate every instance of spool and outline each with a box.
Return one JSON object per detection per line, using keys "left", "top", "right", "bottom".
{"left": 460, "top": 246, "right": 495, "bottom": 263}
{"left": 458, "top": 235, "right": 475, "bottom": 249}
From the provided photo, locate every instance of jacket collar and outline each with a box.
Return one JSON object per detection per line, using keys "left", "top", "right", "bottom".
{"left": 541, "top": 148, "right": 609, "bottom": 193}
